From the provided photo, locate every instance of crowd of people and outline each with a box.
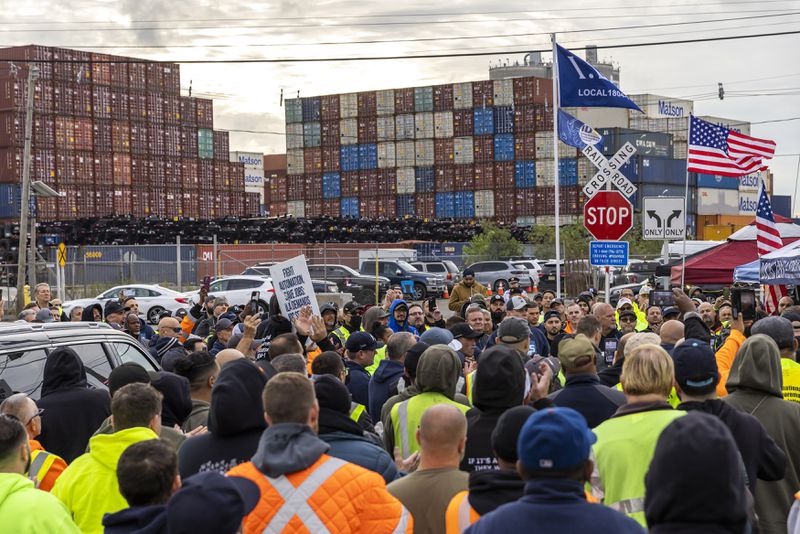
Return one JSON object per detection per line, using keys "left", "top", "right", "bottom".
{"left": 3, "top": 271, "right": 800, "bottom": 533}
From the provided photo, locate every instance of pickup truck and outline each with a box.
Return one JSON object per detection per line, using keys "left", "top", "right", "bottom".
{"left": 359, "top": 259, "right": 446, "bottom": 300}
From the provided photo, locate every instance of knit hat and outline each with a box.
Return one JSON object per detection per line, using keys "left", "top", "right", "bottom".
{"left": 492, "top": 405, "right": 535, "bottom": 464}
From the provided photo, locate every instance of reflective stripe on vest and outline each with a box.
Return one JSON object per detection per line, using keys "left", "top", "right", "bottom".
{"left": 394, "top": 394, "right": 471, "bottom": 458}
{"left": 263, "top": 457, "right": 348, "bottom": 533}
{"left": 350, "top": 403, "right": 365, "bottom": 423}
{"left": 457, "top": 493, "right": 473, "bottom": 532}
{"left": 397, "top": 400, "right": 411, "bottom": 458}
{"left": 608, "top": 497, "right": 645, "bottom": 515}
{"left": 465, "top": 372, "right": 475, "bottom": 404}
{"left": 28, "top": 450, "right": 57, "bottom": 483}
{"left": 393, "top": 506, "right": 411, "bottom": 534}
{"left": 333, "top": 326, "right": 350, "bottom": 344}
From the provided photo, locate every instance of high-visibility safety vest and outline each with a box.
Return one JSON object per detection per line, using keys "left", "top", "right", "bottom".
{"left": 782, "top": 358, "right": 800, "bottom": 404}
{"left": 365, "top": 346, "right": 386, "bottom": 376}
{"left": 592, "top": 409, "right": 686, "bottom": 526}
{"left": 229, "top": 454, "right": 412, "bottom": 533}
{"left": 613, "top": 383, "right": 681, "bottom": 408}
{"left": 349, "top": 403, "right": 366, "bottom": 423}
{"left": 28, "top": 449, "right": 65, "bottom": 492}
{"left": 391, "top": 393, "right": 471, "bottom": 457}
{"left": 445, "top": 491, "right": 480, "bottom": 534}
{"left": 332, "top": 325, "right": 352, "bottom": 345}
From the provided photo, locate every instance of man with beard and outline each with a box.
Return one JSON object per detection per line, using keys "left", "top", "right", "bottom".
{"left": 407, "top": 303, "right": 426, "bottom": 333}
{"left": 593, "top": 303, "right": 620, "bottom": 372}
{"left": 541, "top": 311, "right": 565, "bottom": 359}
{"left": 449, "top": 269, "right": 488, "bottom": 313}
{"left": 488, "top": 295, "right": 506, "bottom": 329}
{"left": 698, "top": 301, "right": 725, "bottom": 351}
{"left": 526, "top": 302, "right": 542, "bottom": 332}
{"left": 320, "top": 302, "right": 340, "bottom": 335}
{"left": 422, "top": 299, "right": 446, "bottom": 330}
{"left": 645, "top": 305, "right": 663, "bottom": 335}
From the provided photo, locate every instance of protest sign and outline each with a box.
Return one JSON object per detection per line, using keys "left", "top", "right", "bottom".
{"left": 269, "top": 255, "right": 320, "bottom": 321}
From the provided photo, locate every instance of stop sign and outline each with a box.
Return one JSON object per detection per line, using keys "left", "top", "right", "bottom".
{"left": 584, "top": 191, "right": 633, "bottom": 241}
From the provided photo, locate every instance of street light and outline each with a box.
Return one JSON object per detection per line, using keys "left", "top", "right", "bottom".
{"left": 27, "top": 181, "right": 63, "bottom": 296}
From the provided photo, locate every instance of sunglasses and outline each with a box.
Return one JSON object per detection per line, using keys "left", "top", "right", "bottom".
{"left": 620, "top": 316, "right": 637, "bottom": 323}
{"left": 170, "top": 327, "right": 182, "bottom": 333}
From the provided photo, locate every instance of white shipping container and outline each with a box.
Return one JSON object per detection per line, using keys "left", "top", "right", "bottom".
{"left": 376, "top": 89, "right": 395, "bottom": 116}
{"left": 287, "top": 200, "right": 305, "bottom": 217}
{"left": 397, "top": 167, "right": 416, "bottom": 194}
{"left": 474, "top": 190, "right": 495, "bottom": 218}
{"left": 377, "top": 116, "right": 395, "bottom": 141}
{"left": 415, "top": 112, "right": 434, "bottom": 139}
{"left": 434, "top": 111, "right": 454, "bottom": 139}
{"left": 230, "top": 151, "right": 264, "bottom": 168}
{"left": 570, "top": 107, "right": 629, "bottom": 128}
{"left": 286, "top": 123, "right": 304, "bottom": 149}
{"left": 534, "top": 132, "right": 577, "bottom": 159}
{"left": 286, "top": 149, "right": 304, "bottom": 175}
{"left": 493, "top": 79, "right": 514, "bottom": 106}
{"left": 630, "top": 94, "right": 693, "bottom": 119}
{"left": 453, "top": 137, "right": 474, "bottom": 164}
{"left": 738, "top": 174, "right": 760, "bottom": 192}
{"left": 415, "top": 139, "right": 435, "bottom": 167}
{"left": 739, "top": 191, "right": 759, "bottom": 215}
{"left": 698, "top": 115, "right": 751, "bottom": 136}
{"left": 377, "top": 142, "right": 396, "bottom": 169}
{"left": 340, "top": 118, "right": 358, "bottom": 145}
{"left": 396, "top": 141, "right": 416, "bottom": 167}
{"left": 395, "top": 114, "right": 415, "bottom": 140}
{"left": 697, "top": 188, "right": 739, "bottom": 215}
{"left": 339, "top": 93, "right": 358, "bottom": 118}
{"left": 243, "top": 165, "right": 264, "bottom": 188}
{"left": 453, "top": 82, "right": 473, "bottom": 109}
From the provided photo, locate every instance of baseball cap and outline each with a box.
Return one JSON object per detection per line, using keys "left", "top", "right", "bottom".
{"left": 419, "top": 327, "right": 454, "bottom": 346}
{"left": 673, "top": 338, "right": 719, "bottom": 394}
{"left": 107, "top": 362, "right": 159, "bottom": 396}
{"left": 509, "top": 276, "right": 520, "bottom": 283}
{"left": 215, "top": 318, "right": 234, "bottom": 331}
{"left": 489, "top": 294, "right": 505, "bottom": 304}
{"left": 506, "top": 296, "right": 530, "bottom": 311}
{"left": 616, "top": 298, "right": 633, "bottom": 310}
{"left": 104, "top": 300, "right": 125, "bottom": 316}
{"left": 543, "top": 310, "right": 561, "bottom": 323}
{"left": 532, "top": 292, "right": 543, "bottom": 300}
{"left": 497, "top": 318, "right": 530, "bottom": 344}
{"left": 343, "top": 301, "right": 361, "bottom": 314}
{"left": 618, "top": 309, "right": 637, "bottom": 322}
{"left": 345, "top": 331, "right": 383, "bottom": 352}
{"left": 449, "top": 323, "right": 483, "bottom": 340}
{"left": 35, "top": 308, "right": 55, "bottom": 323}
{"left": 517, "top": 407, "right": 597, "bottom": 472}
{"left": 404, "top": 342, "right": 430, "bottom": 376}
{"left": 577, "top": 293, "right": 592, "bottom": 305}
{"left": 320, "top": 302, "right": 339, "bottom": 315}
{"left": 662, "top": 306, "right": 680, "bottom": 319}
{"left": 491, "top": 405, "right": 536, "bottom": 464}
{"left": 558, "top": 334, "right": 596, "bottom": 370}
{"left": 550, "top": 298, "right": 564, "bottom": 308}
{"left": 167, "top": 471, "right": 260, "bottom": 534}
{"left": 369, "top": 307, "right": 390, "bottom": 319}
{"left": 639, "top": 285, "right": 652, "bottom": 296}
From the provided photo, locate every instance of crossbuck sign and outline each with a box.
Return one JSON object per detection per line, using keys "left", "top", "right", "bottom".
{"left": 581, "top": 142, "right": 638, "bottom": 199}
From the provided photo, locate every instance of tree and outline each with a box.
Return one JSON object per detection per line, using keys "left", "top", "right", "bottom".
{"left": 464, "top": 223, "right": 523, "bottom": 264}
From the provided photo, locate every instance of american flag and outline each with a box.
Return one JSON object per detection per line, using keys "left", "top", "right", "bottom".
{"left": 756, "top": 179, "right": 788, "bottom": 314}
{"left": 688, "top": 115, "right": 776, "bottom": 177}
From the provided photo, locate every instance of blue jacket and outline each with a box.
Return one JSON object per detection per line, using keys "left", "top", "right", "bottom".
{"left": 368, "top": 359, "right": 404, "bottom": 421}
{"left": 465, "top": 479, "right": 645, "bottom": 534}
{"left": 547, "top": 373, "right": 627, "bottom": 428}
{"left": 139, "top": 318, "right": 156, "bottom": 341}
{"left": 345, "top": 360, "right": 371, "bottom": 407}
{"left": 387, "top": 299, "right": 418, "bottom": 335}
{"left": 485, "top": 324, "right": 550, "bottom": 358}
{"left": 319, "top": 430, "right": 399, "bottom": 484}
{"left": 209, "top": 339, "right": 227, "bottom": 357}
{"left": 102, "top": 504, "right": 167, "bottom": 534}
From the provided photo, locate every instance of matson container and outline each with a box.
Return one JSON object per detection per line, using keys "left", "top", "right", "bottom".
{"left": 415, "top": 139, "right": 434, "bottom": 167}
{"left": 415, "top": 112, "right": 434, "bottom": 139}
{"left": 452, "top": 82, "right": 473, "bottom": 110}
{"left": 493, "top": 79, "right": 514, "bottom": 107}
{"left": 534, "top": 132, "right": 577, "bottom": 159}
{"left": 396, "top": 141, "right": 415, "bottom": 168}
{"left": 286, "top": 149, "right": 304, "bottom": 175}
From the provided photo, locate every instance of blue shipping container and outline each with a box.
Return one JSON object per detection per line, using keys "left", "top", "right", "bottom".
{"left": 340, "top": 146, "right": 359, "bottom": 172}
{"left": 397, "top": 195, "right": 416, "bottom": 217}
{"left": 633, "top": 157, "right": 688, "bottom": 186}
{"left": 454, "top": 191, "right": 475, "bottom": 218}
{"left": 494, "top": 134, "right": 515, "bottom": 161}
{"left": 358, "top": 143, "right": 378, "bottom": 170}
{"left": 302, "top": 97, "right": 321, "bottom": 122}
{"left": 435, "top": 192, "right": 455, "bottom": 218}
{"left": 514, "top": 161, "right": 536, "bottom": 188}
{"left": 559, "top": 159, "right": 578, "bottom": 186}
{"left": 416, "top": 167, "right": 435, "bottom": 193}
{"left": 493, "top": 106, "right": 514, "bottom": 134}
{"left": 597, "top": 127, "right": 674, "bottom": 158}
{"left": 474, "top": 108, "right": 494, "bottom": 135}
{"left": 341, "top": 197, "right": 359, "bottom": 218}
{"left": 694, "top": 173, "right": 740, "bottom": 190}
{"left": 322, "top": 172, "right": 341, "bottom": 199}
{"left": 0, "top": 184, "right": 21, "bottom": 218}
{"left": 303, "top": 122, "right": 321, "bottom": 148}
{"left": 772, "top": 195, "right": 792, "bottom": 218}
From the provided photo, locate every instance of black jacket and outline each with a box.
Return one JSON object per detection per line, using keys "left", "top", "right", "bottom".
{"left": 548, "top": 373, "right": 626, "bottom": 428}
{"left": 36, "top": 347, "right": 111, "bottom": 463}
{"left": 177, "top": 359, "right": 267, "bottom": 478}
{"left": 467, "top": 469, "right": 525, "bottom": 515}
{"left": 344, "top": 360, "right": 370, "bottom": 407}
{"left": 102, "top": 504, "right": 167, "bottom": 534}
{"left": 460, "top": 346, "right": 526, "bottom": 472}
{"left": 597, "top": 329, "right": 621, "bottom": 371}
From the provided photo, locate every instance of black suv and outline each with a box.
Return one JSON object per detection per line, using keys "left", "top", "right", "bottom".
{"left": 0, "top": 322, "right": 160, "bottom": 400}
{"left": 307, "top": 264, "right": 390, "bottom": 305}
{"left": 359, "top": 260, "right": 446, "bottom": 300}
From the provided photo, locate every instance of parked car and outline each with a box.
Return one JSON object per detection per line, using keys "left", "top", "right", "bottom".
{"left": 62, "top": 284, "right": 190, "bottom": 325}
{"left": 411, "top": 261, "right": 461, "bottom": 291}
{"left": 508, "top": 259, "right": 542, "bottom": 287}
{"left": 625, "top": 260, "right": 661, "bottom": 284}
{"left": 312, "top": 279, "right": 339, "bottom": 294}
{"left": 0, "top": 322, "right": 160, "bottom": 400}
{"left": 608, "top": 282, "right": 649, "bottom": 307}
{"left": 466, "top": 261, "right": 534, "bottom": 292}
{"left": 185, "top": 276, "right": 274, "bottom": 313}
{"left": 359, "top": 260, "right": 445, "bottom": 300}
{"left": 241, "top": 262, "right": 276, "bottom": 276}
{"left": 307, "top": 264, "right": 389, "bottom": 305}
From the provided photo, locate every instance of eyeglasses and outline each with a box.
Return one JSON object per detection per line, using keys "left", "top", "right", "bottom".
{"left": 620, "top": 317, "right": 637, "bottom": 323}
{"left": 170, "top": 327, "right": 182, "bottom": 333}
{"left": 26, "top": 408, "right": 44, "bottom": 425}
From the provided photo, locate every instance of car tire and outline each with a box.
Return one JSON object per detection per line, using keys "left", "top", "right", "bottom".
{"left": 412, "top": 283, "right": 427, "bottom": 301}
{"left": 356, "top": 288, "right": 376, "bottom": 306}
{"left": 494, "top": 279, "right": 508, "bottom": 292}
{"left": 256, "top": 300, "right": 269, "bottom": 315}
{"left": 147, "top": 307, "right": 164, "bottom": 324}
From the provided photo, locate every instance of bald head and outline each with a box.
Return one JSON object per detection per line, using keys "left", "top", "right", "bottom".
{"left": 660, "top": 320, "right": 684, "bottom": 345}
{"left": 157, "top": 317, "right": 181, "bottom": 338}
{"left": 592, "top": 303, "right": 616, "bottom": 334}
{"left": 216, "top": 348, "right": 246, "bottom": 368}
{"left": 0, "top": 393, "right": 39, "bottom": 439}
{"left": 417, "top": 404, "right": 467, "bottom": 460}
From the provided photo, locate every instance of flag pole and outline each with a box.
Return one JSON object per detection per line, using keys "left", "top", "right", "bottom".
{"left": 680, "top": 115, "right": 691, "bottom": 289}
{"left": 552, "top": 33, "right": 561, "bottom": 299}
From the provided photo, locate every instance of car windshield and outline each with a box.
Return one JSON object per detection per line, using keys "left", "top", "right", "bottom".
{"left": 397, "top": 261, "right": 418, "bottom": 271}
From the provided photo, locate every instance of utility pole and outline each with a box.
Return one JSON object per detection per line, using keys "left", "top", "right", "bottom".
{"left": 15, "top": 65, "right": 39, "bottom": 313}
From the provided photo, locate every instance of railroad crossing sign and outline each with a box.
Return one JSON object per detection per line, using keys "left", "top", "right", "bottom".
{"left": 57, "top": 243, "right": 67, "bottom": 267}
{"left": 584, "top": 191, "right": 633, "bottom": 241}
{"left": 582, "top": 142, "right": 638, "bottom": 198}
{"left": 642, "top": 197, "right": 686, "bottom": 240}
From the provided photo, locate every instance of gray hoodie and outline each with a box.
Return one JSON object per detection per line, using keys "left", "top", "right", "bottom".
{"left": 252, "top": 423, "right": 330, "bottom": 478}
{"left": 724, "top": 334, "right": 800, "bottom": 534}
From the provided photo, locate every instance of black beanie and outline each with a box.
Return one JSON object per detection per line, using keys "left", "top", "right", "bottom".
{"left": 491, "top": 405, "right": 535, "bottom": 463}
{"left": 313, "top": 375, "right": 351, "bottom": 414}
{"left": 473, "top": 345, "right": 526, "bottom": 411}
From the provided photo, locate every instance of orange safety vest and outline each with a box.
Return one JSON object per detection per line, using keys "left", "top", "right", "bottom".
{"left": 28, "top": 440, "right": 67, "bottom": 492}
{"left": 228, "top": 454, "right": 412, "bottom": 534}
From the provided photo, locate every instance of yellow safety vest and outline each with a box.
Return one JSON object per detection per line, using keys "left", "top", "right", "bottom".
{"left": 365, "top": 346, "right": 386, "bottom": 375}
{"left": 349, "top": 403, "right": 366, "bottom": 423}
{"left": 592, "top": 409, "right": 686, "bottom": 526}
{"left": 391, "top": 393, "right": 470, "bottom": 457}
{"left": 613, "top": 383, "right": 681, "bottom": 408}
{"left": 333, "top": 325, "right": 352, "bottom": 345}
{"left": 782, "top": 358, "right": 800, "bottom": 404}
{"left": 28, "top": 450, "right": 59, "bottom": 486}
{"left": 465, "top": 371, "right": 476, "bottom": 404}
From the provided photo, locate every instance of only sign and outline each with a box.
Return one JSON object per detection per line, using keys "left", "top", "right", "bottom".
{"left": 584, "top": 191, "right": 633, "bottom": 241}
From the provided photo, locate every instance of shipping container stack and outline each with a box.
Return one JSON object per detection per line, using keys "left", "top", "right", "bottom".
{"left": 0, "top": 45, "right": 250, "bottom": 221}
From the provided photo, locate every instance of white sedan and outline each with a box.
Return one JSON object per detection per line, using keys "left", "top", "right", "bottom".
{"left": 63, "top": 284, "right": 191, "bottom": 324}
{"left": 184, "top": 276, "right": 275, "bottom": 313}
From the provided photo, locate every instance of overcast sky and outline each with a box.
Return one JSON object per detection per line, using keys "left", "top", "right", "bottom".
{"left": 5, "top": 0, "right": 800, "bottom": 203}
